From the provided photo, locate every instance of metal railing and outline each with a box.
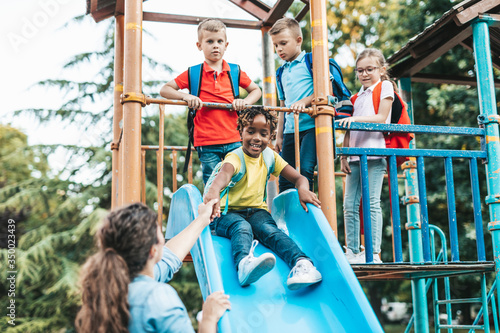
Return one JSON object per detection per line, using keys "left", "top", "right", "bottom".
{"left": 335, "top": 121, "right": 487, "bottom": 264}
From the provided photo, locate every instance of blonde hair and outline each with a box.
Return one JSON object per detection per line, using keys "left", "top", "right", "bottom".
{"left": 198, "top": 18, "right": 227, "bottom": 41}
{"left": 356, "top": 48, "right": 396, "bottom": 89}
{"left": 269, "top": 17, "right": 302, "bottom": 38}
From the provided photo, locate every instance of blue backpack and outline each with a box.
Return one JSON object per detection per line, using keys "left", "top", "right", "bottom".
{"left": 183, "top": 62, "right": 241, "bottom": 173}
{"left": 276, "top": 52, "right": 353, "bottom": 119}
{"left": 203, "top": 147, "right": 275, "bottom": 215}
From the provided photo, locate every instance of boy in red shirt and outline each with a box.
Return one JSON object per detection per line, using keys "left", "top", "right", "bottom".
{"left": 160, "top": 18, "right": 261, "bottom": 183}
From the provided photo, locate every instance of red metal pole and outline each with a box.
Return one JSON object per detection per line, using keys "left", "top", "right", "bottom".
{"left": 112, "top": 14, "right": 124, "bottom": 209}
{"left": 122, "top": 0, "right": 143, "bottom": 204}
{"left": 310, "top": 0, "right": 337, "bottom": 235}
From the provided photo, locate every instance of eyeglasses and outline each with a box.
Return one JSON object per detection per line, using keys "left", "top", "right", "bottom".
{"left": 355, "top": 67, "right": 379, "bottom": 75}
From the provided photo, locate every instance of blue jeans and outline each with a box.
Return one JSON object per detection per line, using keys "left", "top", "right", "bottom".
{"left": 196, "top": 142, "right": 242, "bottom": 184}
{"left": 210, "top": 208, "right": 309, "bottom": 270}
{"left": 279, "top": 128, "right": 317, "bottom": 192}
{"left": 343, "top": 158, "right": 387, "bottom": 254}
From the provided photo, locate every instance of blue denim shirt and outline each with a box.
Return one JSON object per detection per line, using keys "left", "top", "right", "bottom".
{"left": 128, "top": 247, "right": 195, "bottom": 333}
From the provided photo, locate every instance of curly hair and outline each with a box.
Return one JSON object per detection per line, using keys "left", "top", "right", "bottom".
{"left": 237, "top": 108, "right": 278, "bottom": 140}
{"left": 75, "top": 203, "right": 159, "bottom": 333}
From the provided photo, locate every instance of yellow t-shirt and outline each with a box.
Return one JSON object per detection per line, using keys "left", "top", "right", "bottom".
{"left": 220, "top": 150, "right": 288, "bottom": 211}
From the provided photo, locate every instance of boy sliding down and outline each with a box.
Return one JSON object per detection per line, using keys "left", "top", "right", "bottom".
{"left": 160, "top": 18, "right": 261, "bottom": 184}
{"left": 203, "top": 108, "right": 322, "bottom": 290}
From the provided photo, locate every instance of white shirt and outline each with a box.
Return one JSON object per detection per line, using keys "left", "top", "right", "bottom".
{"left": 349, "top": 80, "right": 394, "bottom": 161}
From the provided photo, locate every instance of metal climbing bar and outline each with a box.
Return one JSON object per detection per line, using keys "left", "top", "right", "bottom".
{"left": 145, "top": 96, "right": 314, "bottom": 114}
{"left": 444, "top": 157, "right": 459, "bottom": 262}
{"left": 359, "top": 154, "right": 374, "bottom": 263}
{"left": 470, "top": 157, "right": 486, "bottom": 261}
{"left": 416, "top": 156, "right": 432, "bottom": 263}
{"left": 336, "top": 119, "right": 487, "bottom": 265}
{"left": 388, "top": 155, "right": 403, "bottom": 263}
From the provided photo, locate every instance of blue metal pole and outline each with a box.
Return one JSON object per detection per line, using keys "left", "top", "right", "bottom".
{"left": 469, "top": 158, "right": 486, "bottom": 261}
{"left": 417, "top": 156, "right": 432, "bottom": 262}
{"left": 359, "top": 154, "right": 374, "bottom": 263}
{"left": 444, "top": 157, "right": 459, "bottom": 261}
{"left": 472, "top": 16, "right": 500, "bottom": 317}
{"left": 388, "top": 155, "right": 403, "bottom": 262}
{"left": 400, "top": 77, "right": 428, "bottom": 333}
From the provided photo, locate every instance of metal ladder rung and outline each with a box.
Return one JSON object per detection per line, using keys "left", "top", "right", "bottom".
{"left": 438, "top": 324, "right": 483, "bottom": 330}
{"left": 436, "top": 297, "right": 481, "bottom": 305}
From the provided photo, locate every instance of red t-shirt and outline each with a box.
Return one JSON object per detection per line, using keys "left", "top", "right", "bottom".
{"left": 175, "top": 60, "right": 252, "bottom": 147}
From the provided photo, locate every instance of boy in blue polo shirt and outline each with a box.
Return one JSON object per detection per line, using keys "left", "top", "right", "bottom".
{"left": 269, "top": 18, "right": 317, "bottom": 192}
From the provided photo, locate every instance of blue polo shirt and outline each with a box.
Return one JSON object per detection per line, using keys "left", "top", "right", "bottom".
{"left": 128, "top": 247, "right": 195, "bottom": 333}
{"left": 276, "top": 51, "right": 315, "bottom": 134}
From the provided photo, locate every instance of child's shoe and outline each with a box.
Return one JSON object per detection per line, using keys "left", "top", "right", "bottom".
{"left": 372, "top": 253, "right": 383, "bottom": 264}
{"left": 344, "top": 246, "right": 366, "bottom": 264}
{"left": 286, "top": 259, "right": 322, "bottom": 290}
{"left": 238, "top": 240, "right": 276, "bottom": 287}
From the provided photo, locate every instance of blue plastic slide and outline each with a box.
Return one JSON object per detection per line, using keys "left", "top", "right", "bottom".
{"left": 166, "top": 184, "right": 383, "bottom": 332}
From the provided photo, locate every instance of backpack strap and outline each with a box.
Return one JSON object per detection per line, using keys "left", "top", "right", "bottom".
{"left": 350, "top": 93, "right": 359, "bottom": 106}
{"left": 372, "top": 81, "right": 404, "bottom": 124}
{"left": 261, "top": 148, "right": 276, "bottom": 203}
{"left": 188, "top": 63, "right": 203, "bottom": 98}
{"left": 227, "top": 63, "right": 240, "bottom": 99}
{"left": 276, "top": 65, "right": 285, "bottom": 101}
{"left": 304, "top": 52, "right": 314, "bottom": 77}
{"left": 219, "top": 148, "right": 275, "bottom": 215}
{"left": 371, "top": 81, "right": 384, "bottom": 115}
{"left": 183, "top": 63, "right": 204, "bottom": 173}
{"left": 220, "top": 147, "right": 246, "bottom": 215}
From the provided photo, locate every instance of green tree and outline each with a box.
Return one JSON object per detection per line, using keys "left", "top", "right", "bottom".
{"left": 0, "top": 15, "right": 203, "bottom": 331}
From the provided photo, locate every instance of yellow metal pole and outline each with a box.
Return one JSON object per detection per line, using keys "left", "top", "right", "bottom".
{"left": 157, "top": 105, "right": 165, "bottom": 227}
{"left": 172, "top": 150, "right": 178, "bottom": 192}
{"left": 141, "top": 150, "right": 146, "bottom": 203}
{"left": 188, "top": 157, "right": 193, "bottom": 184}
{"left": 310, "top": 0, "right": 337, "bottom": 235}
{"left": 261, "top": 26, "right": 279, "bottom": 206}
{"left": 112, "top": 14, "right": 124, "bottom": 209}
{"left": 122, "top": 0, "right": 143, "bottom": 204}
{"left": 294, "top": 113, "right": 301, "bottom": 173}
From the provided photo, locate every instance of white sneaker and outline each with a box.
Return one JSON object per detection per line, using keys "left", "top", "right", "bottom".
{"left": 238, "top": 240, "right": 276, "bottom": 287}
{"left": 286, "top": 259, "right": 322, "bottom": 290}
{"left": 344, "top": 246, "right": 366, "bottom": 264}
{"left": 372, "top": 254, "right": 383, "bottom": 264}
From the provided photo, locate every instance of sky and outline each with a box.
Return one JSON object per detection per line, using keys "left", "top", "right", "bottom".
{"left": 1, "top": 0, "right": 266, "bottom": 148}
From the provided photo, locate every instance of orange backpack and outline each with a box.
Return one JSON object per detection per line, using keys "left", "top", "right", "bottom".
{"left": 350, "top": 81, "right": 414, "bottom": 166}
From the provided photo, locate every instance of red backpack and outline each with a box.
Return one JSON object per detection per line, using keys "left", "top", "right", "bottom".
{"left": 350, "top": 81, "right": 414, "bottom": 166}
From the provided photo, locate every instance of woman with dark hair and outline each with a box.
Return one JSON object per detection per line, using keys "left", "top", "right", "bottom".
{"left": 75, "top": 199, "right": 230, "bottom": 333}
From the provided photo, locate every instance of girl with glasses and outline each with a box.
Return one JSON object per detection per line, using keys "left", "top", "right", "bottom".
{"left": 338, "top": 48, "right": 396, "bottom": 264}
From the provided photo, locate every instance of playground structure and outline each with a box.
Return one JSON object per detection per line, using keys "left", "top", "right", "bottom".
{"left": 86, "top": 0, "right": 500, "bottom": 332}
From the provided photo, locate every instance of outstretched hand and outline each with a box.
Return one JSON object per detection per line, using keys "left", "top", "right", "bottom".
{"left": 203, "top": 190, "right": 221, "bottom": 221}
{"left": 198, "top": 199, "right": 219, "bottom": 224}
{"left": 202, "top": 291, "right": 231, "bottom": 324}
{"left": 297, "top": 188, "right": 321, "bottom": 213}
